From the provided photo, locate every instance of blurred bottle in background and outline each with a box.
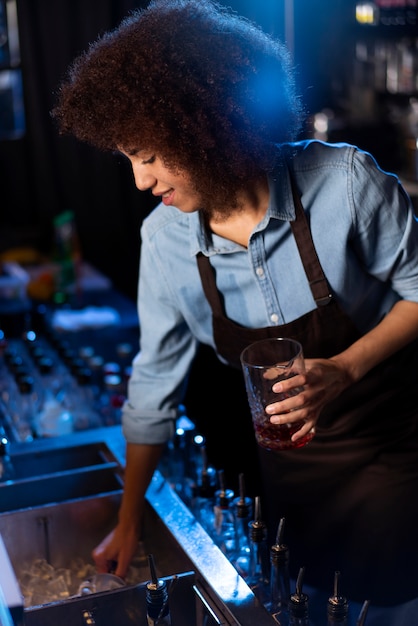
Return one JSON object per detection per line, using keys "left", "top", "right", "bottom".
{"left": 53, "top": 210, "right": 81, "bottom": 306}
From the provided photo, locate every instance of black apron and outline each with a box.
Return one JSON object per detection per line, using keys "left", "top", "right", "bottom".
{"left": 195, "top": 176, "right": 418, "bottom": 606}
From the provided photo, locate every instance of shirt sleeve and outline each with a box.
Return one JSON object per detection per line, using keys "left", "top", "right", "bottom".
{"left": 350, "top": 148, "right": 418, "bottom": 303}
{"left": 122, "top": 220, "right": 199, "bottom": 445}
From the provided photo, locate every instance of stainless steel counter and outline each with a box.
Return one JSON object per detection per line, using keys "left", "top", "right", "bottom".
{"left": 0, "top": 426, "right": 277, "bottom": 626}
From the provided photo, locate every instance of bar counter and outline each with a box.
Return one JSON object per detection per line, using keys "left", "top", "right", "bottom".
{"left": 0, "top": 425, "right": 278, "bottom": 626}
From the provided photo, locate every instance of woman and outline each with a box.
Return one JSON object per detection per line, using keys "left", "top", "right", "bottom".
{"left": 52, "top": 0, "right": 418, "bottom": 621}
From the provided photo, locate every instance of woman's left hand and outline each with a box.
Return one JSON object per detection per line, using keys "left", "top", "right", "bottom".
{"left": 265, "top": 357, "right": 353, "bottom": 441}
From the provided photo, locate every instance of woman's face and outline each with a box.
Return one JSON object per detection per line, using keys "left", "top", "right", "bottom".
{"left": 121, "top": 150, "right": 202, "bottom": 213}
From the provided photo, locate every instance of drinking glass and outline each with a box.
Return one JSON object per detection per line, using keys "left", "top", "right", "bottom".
{"left": 240, "top": 337, "right": 314, "bottom": 451}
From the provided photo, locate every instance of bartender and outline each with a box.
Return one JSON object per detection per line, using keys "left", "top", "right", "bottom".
{"left": 51, "top": 1, "right": 418, "bottom": 622}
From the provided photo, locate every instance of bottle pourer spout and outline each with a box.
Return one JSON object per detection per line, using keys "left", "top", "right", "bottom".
{"left": 356, "top": 599, "right": 370, "bottom": 626}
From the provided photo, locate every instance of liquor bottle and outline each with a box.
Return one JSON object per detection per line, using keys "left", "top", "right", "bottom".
{"left": 176, "top": 403, "right": 199, "bottom": 481}
{"left": 13, "top": 375, "right": 41, "bottom": 441}
{"left": 146, "top": 554, "right": 171, "bottom": 626}
{"left": 268, "top": 517, "right": 290, "bottom": 624}
{"left": 0, "top": 429, "right": 15, "bottom": 481}
{"left": 213, "top": 469, "right": 236, "bottom": 559}
{"left": 231, "top": 473, "right": 253, "bottom": 579}
{"left": 289, "top": 567, "right": 310, "bottom": 626}
{"left": 52, "top": 209, "right": 80, "bottom": 306}
{"left": 71, "top": 367, "right": 103, "bottom": 431}
{"left": 247, "top": 496, "right": 270, "bottom": 607}
{"left": 190, "top": 446, "right": 218, "bottom": 535}
{"left": 100, "top": 373, "right": 125, "bottom": 426}
{"left": 0, "top": 348, "right": 20, "bottom": 419}
{"left": 159, "top": 420, "right": 189, "bottom": 503}
{"left": 327, "top": 571, "right": 349, "bottom": 625}
{"left": 159, "top": 406, "right": 198, "bottom": 506}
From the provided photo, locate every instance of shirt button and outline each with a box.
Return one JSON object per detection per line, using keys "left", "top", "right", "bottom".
{"left": 256, "top": 267, "right": 264, "bottom": 277}
{"left": 270, "top": 313, "right": 279, "bottom": 323}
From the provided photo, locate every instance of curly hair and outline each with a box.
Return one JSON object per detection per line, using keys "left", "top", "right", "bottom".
{"left": 52, "top": 0, "right": 305, "bottom": 209}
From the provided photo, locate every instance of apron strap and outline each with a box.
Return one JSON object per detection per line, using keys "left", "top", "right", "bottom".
{"left": 196, "top": 252, "right": 224, "bottom": 317}
{"left": 288, "top": 172, "right": 333, "bottom": 307}
{"left": 197, "top": 169, "right": 333, "bottom": 309}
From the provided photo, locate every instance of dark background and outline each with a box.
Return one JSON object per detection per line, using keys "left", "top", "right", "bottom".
{"left": 0, "top": 0, "right": 416, "bottom": 301}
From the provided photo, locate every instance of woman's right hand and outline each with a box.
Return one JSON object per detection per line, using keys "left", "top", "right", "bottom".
{"left": 92, "top": 523, "right": 141, "bottom": 580}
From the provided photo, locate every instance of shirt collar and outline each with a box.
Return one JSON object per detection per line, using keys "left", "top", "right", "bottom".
{"left": 189, "top": 159, "right": 296, "bottom": 257}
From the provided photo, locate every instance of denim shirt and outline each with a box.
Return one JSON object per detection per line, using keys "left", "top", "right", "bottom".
{"left": 122, "top": 139, "right": 418, "bottom": 445}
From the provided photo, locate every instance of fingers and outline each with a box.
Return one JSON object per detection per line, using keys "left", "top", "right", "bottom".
{"left": 92, "top": 532, "right": 126, "bottom": 577}
{"left": 93, "top": 545, "right": 128, "bottom": 579}
{"left": 92, "top": 528, "right": 141, "bottom": 580}
{"left": 92, "top": 538, "right": 117, "bottom": 574}
{"left": 291, "top": 421, "right": 315, "bottom": 442}
{"left": 266, "top": 386, "right": 307, "bottom": 418}
{"left": 271, "top": 372, "right": 307, "bottom": 392}
{"left": 113, "top": 552, "right": 132, "bottom": 580}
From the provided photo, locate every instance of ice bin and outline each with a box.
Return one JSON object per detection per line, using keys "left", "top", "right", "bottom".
{"left": 0, "top": 429, "right": 277, "bottom": 626}
{"left": 5, "top": 442, "right": 117, "bottom": 479}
